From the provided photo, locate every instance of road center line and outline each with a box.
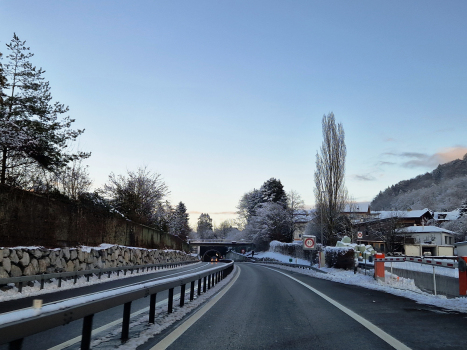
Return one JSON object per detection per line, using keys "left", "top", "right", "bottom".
{"left": 150, "top": 266, "right": 241, "bottom": 350}
{"left": 264, "top": 266, "right": 412, "bottom": 350}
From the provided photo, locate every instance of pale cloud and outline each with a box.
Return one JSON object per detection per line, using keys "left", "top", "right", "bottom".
{"left": 383, "top": 146, "right": 467, "bottom": 169}
{"left": 384, "top": 137, "right": 395, "bottom": 142}
{"left": 353, "top": 174, "right": 376, "bottom": 181}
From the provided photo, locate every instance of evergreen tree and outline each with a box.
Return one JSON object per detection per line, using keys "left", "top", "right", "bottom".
{"left": 0, "top": 33, "right": 89, "bottom": 185}
{"left": 197, "top": 213, "right": 213, "bottom": 239}
{"left": 170, "top": 202, "right": 190, "bottom": 241}
{"left": 260, "top": 178, "right": 287, "bottom": 207}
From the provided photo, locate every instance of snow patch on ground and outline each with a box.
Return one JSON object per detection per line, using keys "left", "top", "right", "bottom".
{"left": 254, "top": 251, "right": 310, "bottom": 265}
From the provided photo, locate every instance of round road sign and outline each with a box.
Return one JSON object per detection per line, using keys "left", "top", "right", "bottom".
{"left": 304, "top": 237, "right": 315, "bottom": 249}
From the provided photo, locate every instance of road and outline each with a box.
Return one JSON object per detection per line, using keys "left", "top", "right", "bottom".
{"left": 142, "top": 263, "right": 467, "bottom": 350}
{"left": 0, "top": 262, "right": 213, "bottom": 350}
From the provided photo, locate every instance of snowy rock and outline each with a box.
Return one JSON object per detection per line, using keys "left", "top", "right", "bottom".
{"left": 16, "top": 250, "right": 23, "bottom": 259}
{"left": 31, "top": 249, "right": 43, "bottom": 259}
{"left": 70, "top": 249, "right": 78, "bottom": 260}
{"left": 3, "top": 248, "right": 10, "bottom": 258}
{"left": 77, "top": 250, "right": 84, "bottom": 262}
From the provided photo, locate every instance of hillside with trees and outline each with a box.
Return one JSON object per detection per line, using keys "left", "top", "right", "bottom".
{"left": 371, "top": 153, "right": 467, "bottom": 212}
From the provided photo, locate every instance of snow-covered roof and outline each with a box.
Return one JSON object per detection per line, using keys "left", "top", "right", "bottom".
{"left": 293, "top": 209, "right": 315, "bottom": 223}
{"left": 397, "top": 225, "right": 457, "bottom": 235}
{"left": 371, "top": 208, "right": 432, "bottom": 219}
{"left": 433, "top": 210, "right": 460, "bottom": 221}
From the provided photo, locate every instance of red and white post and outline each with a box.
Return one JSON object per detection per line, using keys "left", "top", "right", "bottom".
{"left": 374, "top": 253, "right": 385, "bottom": 282}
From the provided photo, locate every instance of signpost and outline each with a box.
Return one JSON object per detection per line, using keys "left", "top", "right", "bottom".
{"left": 303, "top": 235, "right": 316, "bottom": 250}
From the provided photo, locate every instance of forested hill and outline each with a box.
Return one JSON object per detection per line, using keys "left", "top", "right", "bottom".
{"left": 371, "top": 154, "right": 467, "bottom": 211}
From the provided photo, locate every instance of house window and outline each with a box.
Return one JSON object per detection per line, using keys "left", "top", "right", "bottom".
{"left": 445, "top": 236, "right": 448, "bottom": 245}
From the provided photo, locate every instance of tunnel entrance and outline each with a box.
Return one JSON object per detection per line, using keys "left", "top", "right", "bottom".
{"left": 202, "top": 249, "right": 224, "bottom": 262}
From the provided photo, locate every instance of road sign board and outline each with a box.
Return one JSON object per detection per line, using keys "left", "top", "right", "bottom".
{"left": 303, "top": 235, "right": 316, "bottom": 250}
{"left": 357, "top": 231, "right": 363, "bottom": 239}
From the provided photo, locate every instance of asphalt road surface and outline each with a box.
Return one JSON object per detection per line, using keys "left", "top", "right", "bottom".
{"left": 142, "top": 263, "right": 467, "bottom": 350}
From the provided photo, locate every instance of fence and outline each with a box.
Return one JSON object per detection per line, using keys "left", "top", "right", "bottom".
{"left": 0, "top": 260, "right": 234, "bottom": 350}
{"left": 0, "top": 260, "right": 198, "bottom": 293}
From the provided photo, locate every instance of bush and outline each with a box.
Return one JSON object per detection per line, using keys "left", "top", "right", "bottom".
{"left": 325, "top": 247, "right": 355, "bottom": 270}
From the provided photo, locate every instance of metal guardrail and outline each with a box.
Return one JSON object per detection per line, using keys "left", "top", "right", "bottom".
{"left": 0, "top": 260, "right": 234, "bottom": 350}
{"left": 0, "top": 260, "right": 199, "bottom": 292}
{"left": 375, "top": 256, "right": 458, "bottom": 269}
{"left": 253, "top": 260, "right": 327, "bottom": 274}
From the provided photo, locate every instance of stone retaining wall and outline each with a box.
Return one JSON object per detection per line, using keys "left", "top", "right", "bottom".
{"left": 0, "top": 245, "right": 197, "bottom": 278}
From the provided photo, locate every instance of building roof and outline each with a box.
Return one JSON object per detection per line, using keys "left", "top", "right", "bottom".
{"left": 371, "top": 208, "right": 432, "bottom": 220}
{"left": 397, "top": 225, "right": 457, "bottom": 235}
{"left": 433, "top": 210, "right": 460, "bottom": 221}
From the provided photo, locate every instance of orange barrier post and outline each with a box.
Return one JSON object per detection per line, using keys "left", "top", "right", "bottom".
{"left": 374, "top": 253, "right": 385, "bottom": 282}
{"left": 458, "top": 257, "right": 467, "bottom": 296}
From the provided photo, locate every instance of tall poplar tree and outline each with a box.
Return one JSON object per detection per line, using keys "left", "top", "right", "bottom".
{"left": 314, "top": 112, "right": 348, "bottom": 245}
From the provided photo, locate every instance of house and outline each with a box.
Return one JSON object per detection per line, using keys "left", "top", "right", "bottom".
{"left": 398, "top": 225, "right": 456, "bottom": 256}
{"left": 352, "top": 209, "right": 434, "bottom": 253}
{"left": 433, "top": 210, "right": 459, "bottom": 224}
{"left": 292, "top": 209, "right": 314, "bottom": 241}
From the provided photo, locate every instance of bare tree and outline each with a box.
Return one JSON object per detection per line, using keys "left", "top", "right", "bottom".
{"left": 314, "top": 112, "right": 348, "bottom": 245}
{"left": 56, "top": 159, "right": 92, "bottom": 199}
{"left": 102, "top": 166, "right": 169, "bottom": 226}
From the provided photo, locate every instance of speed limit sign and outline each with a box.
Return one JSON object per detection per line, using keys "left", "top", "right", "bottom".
{"left": 303, "top": 235, "right": 316, "bottom": 250}
{"left": 357, "top": 231, "right": 363, "bottom": 239}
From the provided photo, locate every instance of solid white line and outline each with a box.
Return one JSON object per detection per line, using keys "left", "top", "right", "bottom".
{"left": 149, "top": 266, "right": 241, "bottom": 350}
{"left": 264, "top": 267, "right": 411, "bottom": 350}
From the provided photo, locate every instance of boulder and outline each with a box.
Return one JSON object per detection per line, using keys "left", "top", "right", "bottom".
{"left": 16, "top": 250, "right": 23, "bottom": 259}
{"left": 31, "top": 249, "right": 43, "bottom": 259}
{"left": 3, "top": 248, "right": 10, "bottom": 258}
{"left": 70, "top": 249, "right": 78, "bottom": 260}
{"left": 19, "top": 252, "right": 30, "bottom": 267}
{"left": 10, "top": 265, "right": 22, "bottom": 277}
{"left": 77, "top": 250, "right": 85, "bottom": 262}
{"left": 39, "top": 259, "right": 48, "bottom": 273}
{"left": 65, "top": 260, "right": 74, "bottom": 272}
{"left": 9, "top": 250, "right": 19, "bottom": 264}
{"left": 0, "top": 266, "right": 8, "bottom": 278}
{"left": 62, "top": 247, "right": 71, "bottom": 260}
{"left": 2, "top": 258, "right": 11, "bottom": 273}
{"left": 23, "top": 263, "right": 37, "bottom": 276}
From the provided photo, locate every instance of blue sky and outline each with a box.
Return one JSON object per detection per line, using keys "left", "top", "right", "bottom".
{"left": 1, "top": 1, "right": 466, "bottom": 227}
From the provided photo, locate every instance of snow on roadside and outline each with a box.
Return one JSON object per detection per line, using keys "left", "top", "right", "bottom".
{"left": 79, "top": 265, "right": 238, "bottom": 350}
{"left": 258, "top": 253, "right": 467, "bottom": 314}
{"left": 254, "top": 251, "right": 310, "bottom": 265}
{"left": 385, "top": 260, "right": 459, "bottom": 278}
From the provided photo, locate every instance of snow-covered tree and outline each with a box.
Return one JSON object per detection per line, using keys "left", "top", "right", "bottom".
{"left": 197, "top": 213, "right": 213, "bottom": 239}
{"left": 0, "top": 34, "right": 89, "bottom": 185}
{"left": 169, "top": 202, "right": 190, "bottom": 241}
{"left": 244, "top": 202, "right": 292, "bottom": 251}
{"left": 236, "top": 188, "right": 262, "bottom": 227}
{"left": 260, "top": 178, "right": 287, "bottom": 207}
{"left": 102, "top": 166, "right": 169, "bottom": 226}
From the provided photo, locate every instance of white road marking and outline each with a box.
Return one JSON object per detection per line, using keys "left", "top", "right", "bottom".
{"left": 264, "top": 266, "right": 412, "bottom": 350}
{"left": 149, "top": 266, "right": 241, "bottom": 350}
{"left": 47, "top": 294, "right": 178, "bottom": 350}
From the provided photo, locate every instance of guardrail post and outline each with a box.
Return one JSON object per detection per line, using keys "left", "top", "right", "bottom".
{"left": 180, "top": 284, "right": 186, "bottom": 307}
{"left": 121, "top": 301, "right": 132, "bottom": 342}
{"left": 208, "top": 274, "right": 211, "bottom": 289}
{"left": 190, "top": 281, "right": 195, "bottom": 301}
{"left": 168, "top": 288, "right": 174, "bottom": 313}
{"left": 149, "top": 293, "right": 157, "bottom": 324}
{"left": 8, "top": 338, "right": 23, "bottom": 350}
{"left": 40, "top": 276, "right": 45, "bottom": 290}
{"left": 81, "top": 314, "right": 94, "bottom": 350}
{"left": 18, "top": 281, "right": 23, "bottom": 293}
{"left": 374, "top": 253, "right": 385, "bottom": 281}
{"left": 203, "top": 276, "right": 207, "bottom": 293}
{"left": 198, "top": 278, "right": 202, "bottom": 295}
{"left": 74, "top": 273, "right": 78, "bottom": 284}
{"left": 459, "top": 257, "right": 467, "bottom": 296}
